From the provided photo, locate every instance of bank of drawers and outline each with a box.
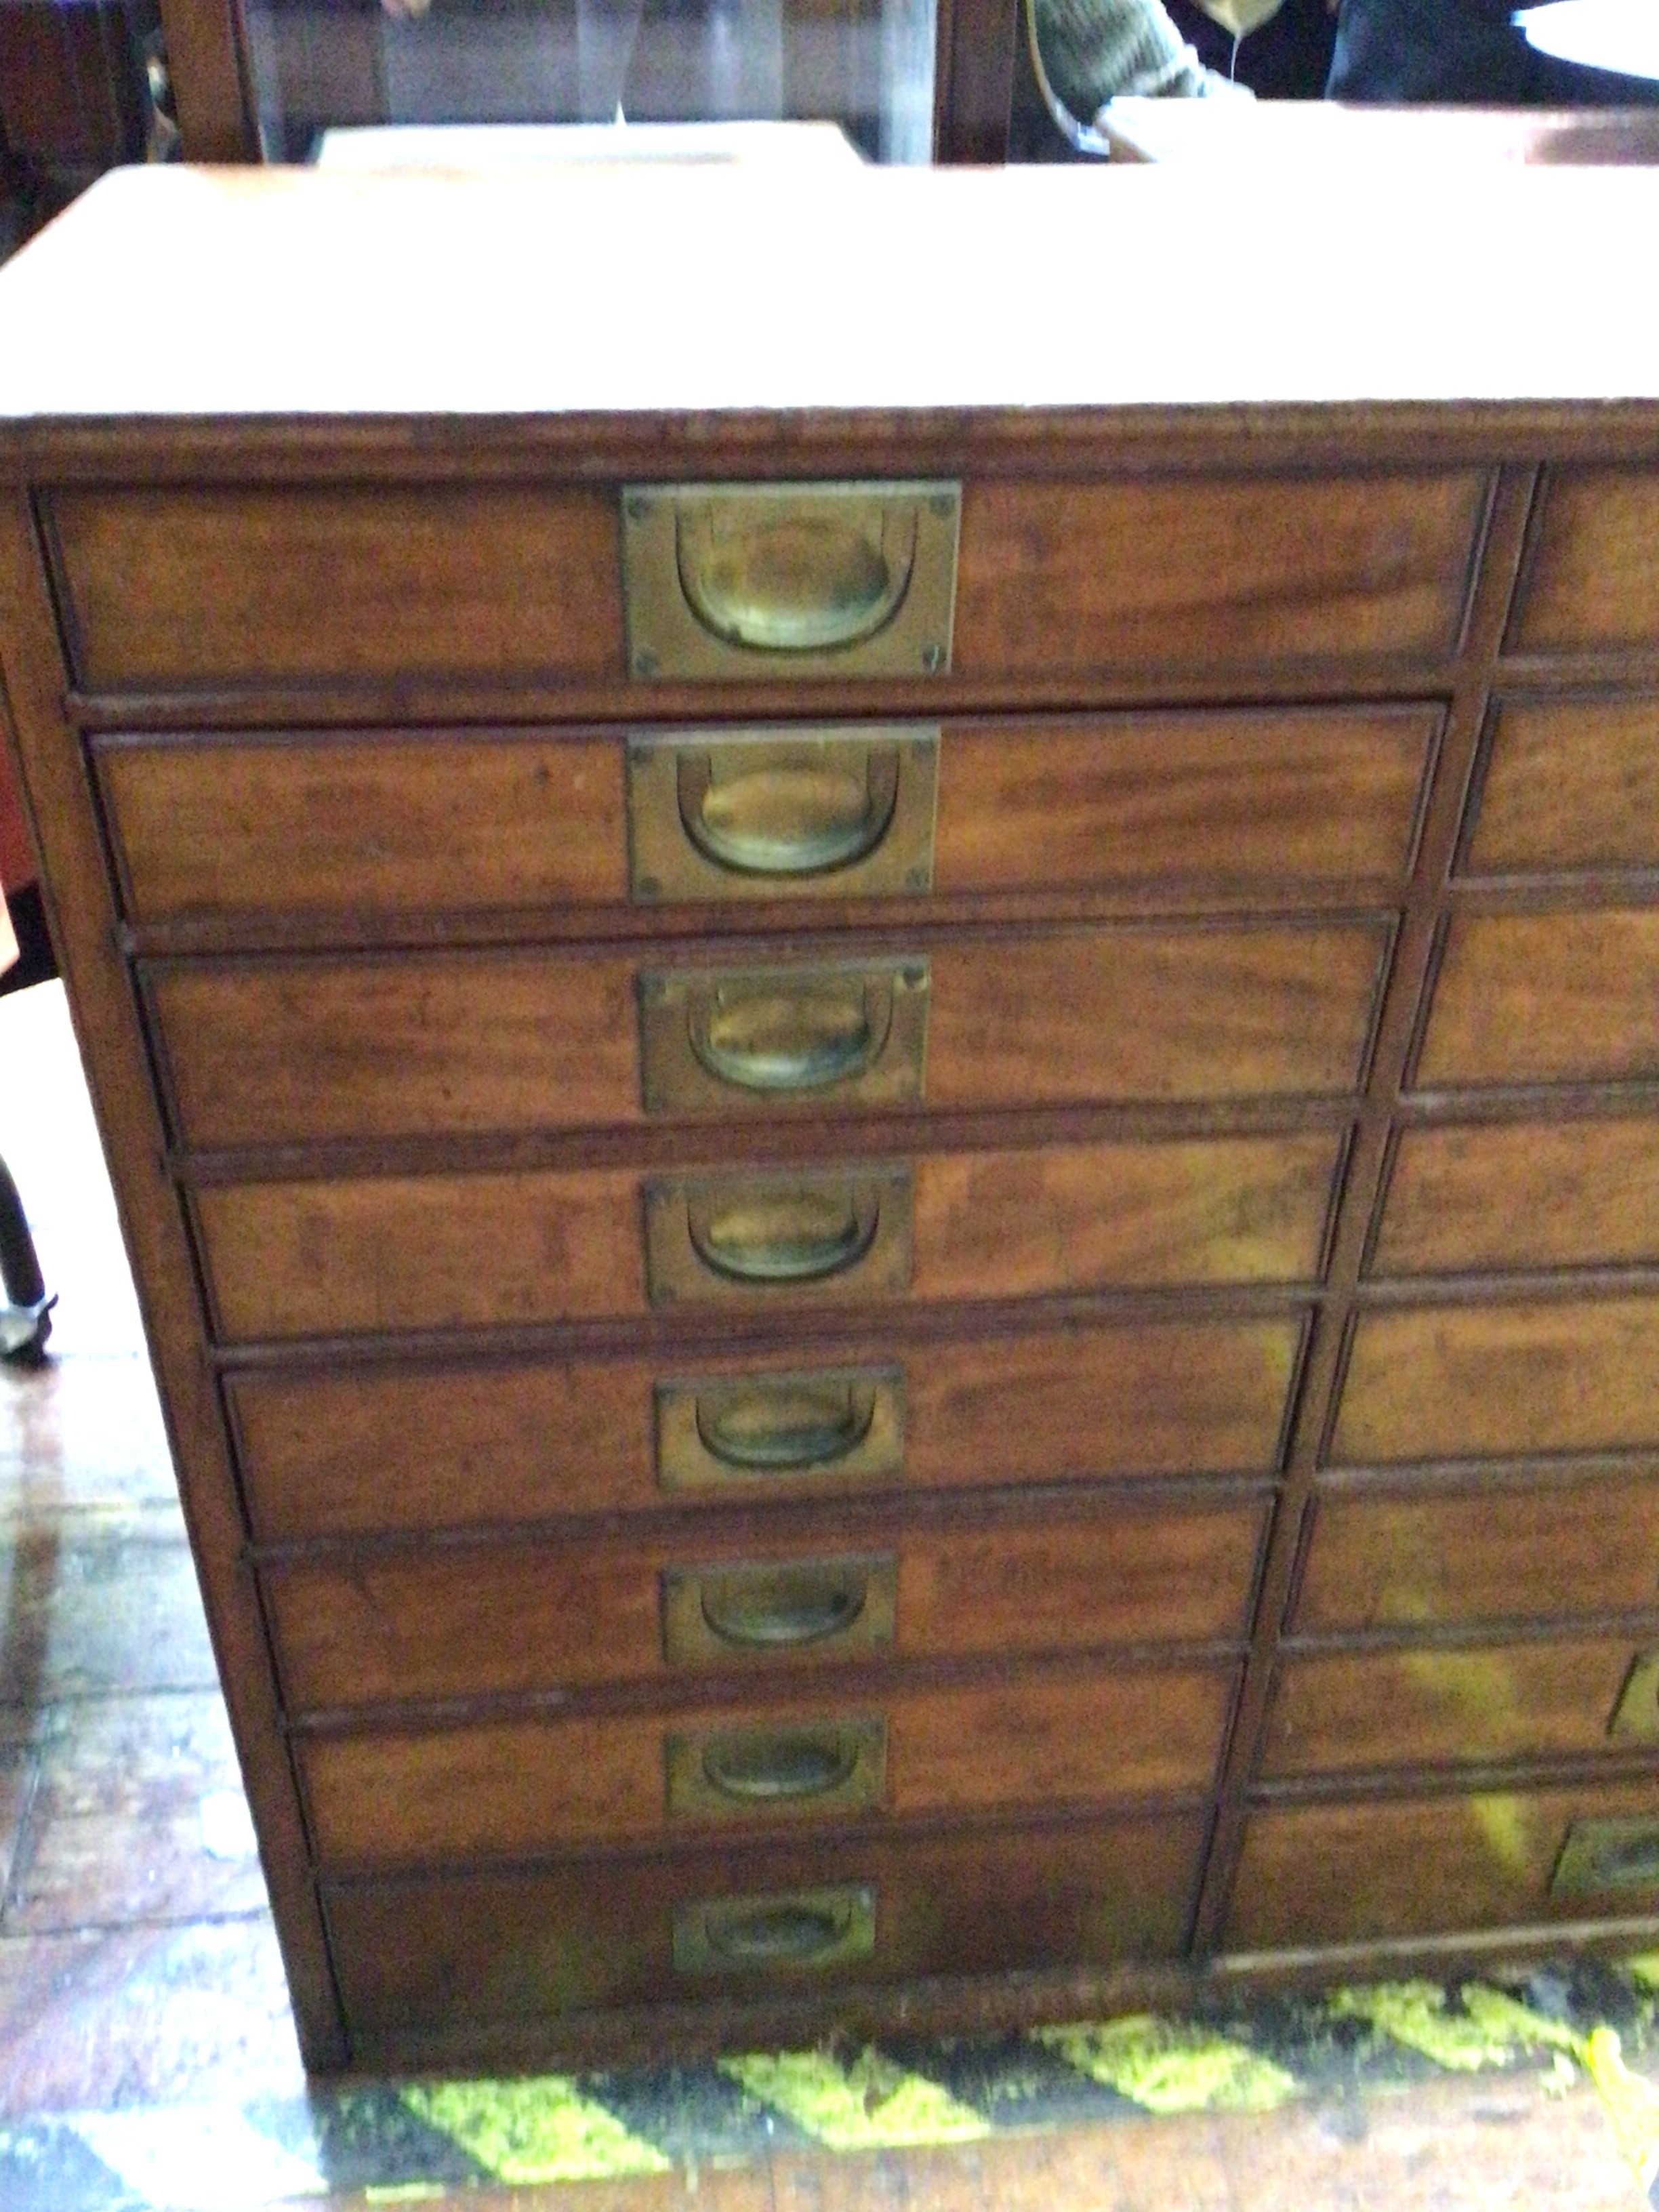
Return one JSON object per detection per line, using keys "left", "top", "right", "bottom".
{"left": 56, "top": 460, "right": 1659, "bottom": 2041}
{"left": 1248, "top": 646, "right": 1659, "bottom": 1951}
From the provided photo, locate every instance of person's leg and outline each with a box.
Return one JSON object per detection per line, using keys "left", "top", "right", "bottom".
{"left": 1329, "top": 0, "right": 1659, "bottom": 102}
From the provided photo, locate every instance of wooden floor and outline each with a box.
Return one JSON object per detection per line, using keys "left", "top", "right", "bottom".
{"left": 1, "top": 973, "right": 1654, "bottom": 2211}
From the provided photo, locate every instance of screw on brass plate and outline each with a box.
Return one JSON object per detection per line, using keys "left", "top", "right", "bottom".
{"left": 634, "top": 647, "right": 661, "bottom": 678}
{"left": 625, "top": 493, "right": 655, "bottom": 522}
{"left": 905, "top": 867, "right": 928, "bottom": 890}
{"left": 928, "top": 493, "right": 954, "bottom": 518}
{"left": 920, "top": 644, "right": 944, "bottom": 673}
{"left": 636, "top": 874, "right": 662, "bottom": 900}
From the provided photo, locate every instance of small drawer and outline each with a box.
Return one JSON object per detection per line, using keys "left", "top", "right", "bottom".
{"left": 326, "top": 1811, "right": 1206, "bottom": 2032}
{"left": 261, "top": 1496, "right": 1268, "bottom": 1713}
{"left": 149, "top": 923, "right": 1386, "bottom": 1145}
{"left": 194, "top": 1131, "right": 1337, "bottom": 1342}
{"left": 228, "top": 1313, "right": 1307, "bottom": 1540}
{"left": 1228, "top": 1781, "right": 1659, "bottom": 1952}
{"left": 1291, "top": 1469, "right": 1659, "bottom": 1636}
{"left": 1263, "top": 1638, "right": 1656, "bottom": 1779}
{"left": 298, "top": 1660, "right": 1235, "bottom": 1865}
{"left": 1416, "top": 909, "right": 1659, "bottom": 1088}
{"left": 1509, "top": 468, "right": 1659, "bottom": 655}
{"left": 1372, "top": 1120, "right": 1659, "bottom": 1276}
{"left": 96, "top": 705, "right": 1434, "bottom": 926}
{"left": 46, "top": 485, "right": 623, "bottom": 693}
{"left": 1328, "top": 1297, "right": 1659, "bottom": 1467}
{"left": 1462, "top": 696, "right": 1659, "bottom": 878}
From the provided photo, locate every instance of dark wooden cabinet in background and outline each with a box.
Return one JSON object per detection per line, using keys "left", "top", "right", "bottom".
{"left": 5, "top": 163, "right": 1659, "bottom": 2070}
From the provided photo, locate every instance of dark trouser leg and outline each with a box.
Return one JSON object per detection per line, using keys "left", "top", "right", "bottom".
{"left": 1328, "top": 0, "right": 1659, "bottom": 102}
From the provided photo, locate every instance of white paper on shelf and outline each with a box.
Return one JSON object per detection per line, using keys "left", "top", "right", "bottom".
{"left": 1513, "top": 0, "right": 1659, "bottom": 81}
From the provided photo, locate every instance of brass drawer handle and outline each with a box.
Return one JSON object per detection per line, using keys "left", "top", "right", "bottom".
{"left": 674, "top": 1882, "right": 878, "bottom": 1975}
{"left": 700, "top": 1561, "right": 871, "bottom": 1650}
{"left": 680, "top": 741, "right": 900, "bottom": 876}
{"left": 705, "top": 1727, "right": 859, "bottom": 1800}
{"left": 699, "top": 1376, "right": 876, "bottom": 1471}
{"left": 692, "top": 972, "right": 893, "bottom": 1095}
{"left": 1553, "top": 1816, "right": 1659, "bottom": 1896}
{"left": 678, "top": 498, "right": 915, "bottom": 654}
{"left": 665, "top": 1716, "right": 886, "bottom": 1820}
{"left": 639, "top": 962, "right": 928, "bottom": 1115}
{"left": 654, "top": 1366, "right": 907, "bottom": 1493}
{"left": 626, "top": 727, "right": 939, "bottom": 904}
{"left": 622, "top": 483, "right": 958, "bottom": 682}
{"left": 662, "top": 1553, "right": 897, "bottom": 1666}
{"left": 645, "top": 1168, "right": 914, "bottom": 1308}
{"left": 687, "top": 1181, "right": 880, "bottom": 1286}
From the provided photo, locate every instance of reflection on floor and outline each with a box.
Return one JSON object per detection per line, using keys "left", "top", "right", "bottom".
{"left": 3, "top": 976, "right": 1658, "bottom": 2211}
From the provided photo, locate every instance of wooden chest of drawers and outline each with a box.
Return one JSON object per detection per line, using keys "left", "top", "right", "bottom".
{"left": 6, "top": 162, "right": 1659, "bottom": 2070}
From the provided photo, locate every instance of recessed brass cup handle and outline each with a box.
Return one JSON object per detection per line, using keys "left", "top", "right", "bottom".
{"left": 696, "top": 1376, "right": 878, "bottom": 1472}
{"left": 676, "top": 499, "right": 918, "bottom": 655}
{"left": 685, "top": 1180, "right": 881, "bottom": 1287}
{"left": 678, "top": 741, "right": 902, "bottom": 878}
{"left": 1553, "top": 1815, "right": 1659, "bottom": 1896}
{"left": 674, "top": 1883, "right": 878, "bottom": 1975}
{"left": 661, "top": 1553, "right": 897, "bottom": 1666}
{"left": 689, "top": 972, "right": 893, "bottom": 1095}
{"left": 703, "top": 1723, "right": 871, "bottom": 1803}
{"left": 699, "top": 1561, "right": 871, "bottom": 1650}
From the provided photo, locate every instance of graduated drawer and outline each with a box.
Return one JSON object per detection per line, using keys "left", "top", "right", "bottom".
{"left": 1229, "top": 1780, "right": 1659, "bottom": 1951}
{"left": 327, "top": 1812, "right": 1206, "bottom": 2032}
{"left": 1292, "top": 1469, "right": 1659, "bottom": 1636}
{"left": 148, "top": 924, "right": 1387, "bottom": 1146}
{"left": 47, "top": 472, "right": 1485, "bottom": 695}
{"left": 1371, "top": 1120, "right": 1659, "bottom": 1276}
{"left": 228, "top": 1314, "right": 1307, "bottom": 1540}
{"left": 1329, "top": 1298, "right": 1659, "bottom": 1465}
{"left": 96, "top": 705, "right": 1437, "bottom": 923}
{"left": 1461, "top": 695, "right": 1659, "bottom": 877}
{"left": 1509, "top": 468, "right": 1659, "bottom": 655}
{"left": 1262, "top": 1637, "right": 1659, "bottom": 1779}
{"left": 261, "top": 1494, "right": 1269, "bottom": 1713}
{"left": 298, "top": 1658, "right": 1235, "bottom": 1866}
{"left": 1415, "top": 909, "right": 1659, "bottom": 1088}
{"left": 193, "top": 1134, "right": 1338, "bottom": 1342}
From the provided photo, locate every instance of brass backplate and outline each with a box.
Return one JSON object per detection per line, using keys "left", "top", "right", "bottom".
{"left": 626, "top": 724, "right": 939, "bottom": 903}
{"left": 673, "top": 1882, "right": 878, "bottom": 1978}
{"left": 662, "top": 1552, "right": 898, "bottom": 1668}
{"left": 1610, "top": 1652, "right": 1659, "bottom": 1740}
{"left": 638, "top": 959, "right": 928, "bottom": 1117}
{"left": 644, "top": 1164, "right": 914, "bottom": 1308}
{"left": 655, "top": 1364, "right": 906, "bottom": 1492}
{"left": 622, "top": 481, "right": 959, "bottom": 682}
{"left": 665, "top": 1714, "right": 886, "bottom": 1823}
{"left": 1551, "top": 1815, "right": 1659, "bottom": 1897}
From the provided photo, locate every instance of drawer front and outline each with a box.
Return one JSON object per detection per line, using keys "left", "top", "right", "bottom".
{"left": 151, "top": 924, "right": 1386, "bottom": 1145}
{"left": 229, "top": 1314, "right": 1306, "bottom": 1540}
{"left": 98, "top": 706, "right": 1435, "bottom": 924}
{"left": 1291, "top": 1472, "right": 1659, "bottom": 1635}
{"left": 1372, "top": 1120, "right": 1659, "bottom": 1276}
{"left": 1228, "top": 1782, "right": 1659, "bottom": 1951}
{"left": 263, "top": 1498, "right": 1269, "bottom": 1712}
{"left": 48, "top": 485, "right": 624, "bottom": 693}
{"left": 1416, "top": 911, "right": 1659, "bottom": 1088}
{"left": 1262, "top": 1638, "right": 1654, "bottom": 1779}
{"left": 51, "top": 472, "right": 1486, "bottom": 699}
{"left": 300, "top": 1661, "right": 1235, "bottom": 1864}
{"left": 1510, "top": 469, "right": 1659, "bottom": 655}
{"left": 327, "top": 1814, "right": 1206, "bottom": 2030}
{"left": 195, "top": 1134, "right": 1337, "bottom": 1342}
{"left": 1462, "top": 696, "right": 1659, "bottom": 877}
{"left": 1329, "top": 1298, "right": 1659, "bottom": 1466}
{"left": 952, "top": 474, "right": 1486, "bottom": 676}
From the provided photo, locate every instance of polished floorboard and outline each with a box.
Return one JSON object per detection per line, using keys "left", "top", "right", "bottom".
{"left": 1, "top": 976, "right": 1655, "bottom": 2210}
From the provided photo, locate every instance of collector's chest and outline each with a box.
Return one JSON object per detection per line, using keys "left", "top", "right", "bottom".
{"left": 5, "top": 163, "right": 1659, "bottom": 2070}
